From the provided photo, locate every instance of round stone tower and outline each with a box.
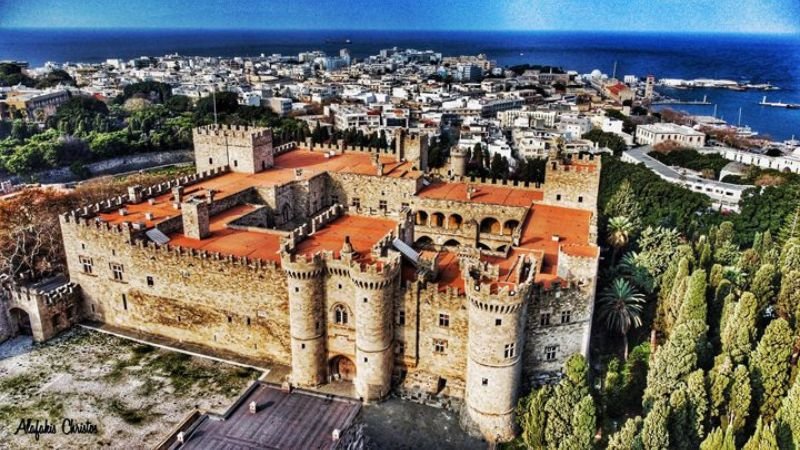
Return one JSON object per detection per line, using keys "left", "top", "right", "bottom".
{"left": 283, "top": 254, "right": 327, "bottom": 387}
{"left": 463, "top": 281, "right": 530, "bottom": 442}
{"left": 350, "top": 263, "right": 399, "bottom": 402}
{"left": 450, "top": 147, "right": 467, "bottom": 177}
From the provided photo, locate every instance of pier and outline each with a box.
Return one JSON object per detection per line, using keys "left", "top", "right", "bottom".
{"left": 759, "top": 96, "right": 800, "bottom": 109}
{"left": 652, "top": 94, "right": 712, "bottom": 106}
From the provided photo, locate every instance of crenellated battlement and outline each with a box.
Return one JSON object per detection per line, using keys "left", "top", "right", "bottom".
{"left": 129, "top": 238, "right": 280, "bottom": 272}
{"left": 193, "top": 124, "right": 272, "bottom": 141}
{"left": 61, "top": 166, "right": 230, "bottom": 223}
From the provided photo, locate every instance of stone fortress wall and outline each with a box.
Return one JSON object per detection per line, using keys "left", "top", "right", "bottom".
{"left": 50, "top": 124, "right": 601, "bottom": 443}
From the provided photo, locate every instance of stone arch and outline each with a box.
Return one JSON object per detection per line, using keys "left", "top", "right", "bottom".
{"left": 9, "top": 307, "right": 32, "bottom": 336}
{"left": 431, "top": 212, "right": 445, "bottom": 227}
{"left": 497, "top": 245, "right": 508, "bottom": 252}
{"left": 331, "top": 303, "right": 351, "bottom": 326}
{"left": 415, "top": 210, "right": 428, "bottom": 226}
{"left": 476, "top": 242, "right": 490, "bottom": 250}
{"left": 448, "top": 214, "right": 463, "bottom": 230}
{"left": 479, "top": 217, "right": 501, "bottom": 234}
{"left": 415, "top": 236, "right": 434, "bottom": 248}
{"left": 443, "top": 239, "right": 461, "bottom": 247}
{"left": 503, "top": 219, "right": 520, "bottom": 235}
{"left": 329, "top": 355, "right": 356, "bottom": 382}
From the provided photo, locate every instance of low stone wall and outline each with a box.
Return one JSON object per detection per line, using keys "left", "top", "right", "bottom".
{"left": 3, "top": 150, "right": 194, "bottom": 184}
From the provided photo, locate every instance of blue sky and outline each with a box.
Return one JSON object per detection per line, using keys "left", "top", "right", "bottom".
{"left": 1, "top": 0, "right": 799, "bottom": 34}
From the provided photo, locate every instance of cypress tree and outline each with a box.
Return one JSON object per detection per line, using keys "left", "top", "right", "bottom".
{"left": 564, "top": 395, "right": 596, "bottom": 450}
{"left": 661, "top": 256, "right": 691, "bottom": 335}
{"left": 517, "top": 384, "right": 551, "bottom": 449}
{"left": 727, "top": 365, "right": 751, "bottom": 437}
{"left": 720, "top": 292, "right": 758, "bottom": 365}
{"left": 750, "top": 263, "right": 778, "bottom": 311}
{"left": 668, "top": 386, "right": 695, "bottom": 449}
{"left": 643, "top": 323, "right": 697, "bottom": 407}
{"left": 544, "top": 354, "right": 590, "bottom": 449}
{"left": 686, "top": 369, "right": 709, "bottom": 442}
{"left": 778, "top": 239, "right": 800, "bottom": 274}
{"left": 750, "top": 318, "right": 794, "bottom": 421}
{"left": 743, "top": 417, "right": 779, "bottom": 450}
{"left": 641, "top": 399, "right": 670, "bottom": 450}
{"left": 700, "top": 426, "right": 736, "bottom": 450}
{"left": 708, "top": 354, "right": 733, "bottom": 424}
{"left": 777, "top": 270, "right": 800, "bottom": 323}
{"left": 607, "top": 416, "right": 643, "bottom": 450}
{"left": 775, "top": 376, "right": 800, "bottom": 450}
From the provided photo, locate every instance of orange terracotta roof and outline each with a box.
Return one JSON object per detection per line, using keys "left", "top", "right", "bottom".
{"left": 418, "top": 181, "right": 543, "bottom": 207}
{"left": 277, "top": 148, "right": 420, "bottom": 179}
{"left": 295, "top": 215, "right": 396, "bottom": 259}
{"left": 517, "top": 202, "right": 597, "bottom": 279}
{"left": 168, "top": 204, "right": 284, "bottom": 263}
{"left": 434, "top": 251, "right": 465, "bottom": 294}
{"left": 98, "top": 148, "right": 420, "bottom": 227}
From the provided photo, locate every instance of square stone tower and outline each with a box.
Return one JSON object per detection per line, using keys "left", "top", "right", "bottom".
{"left": 181, "top": 197, "right": 210, "bottom": 240}
{"left": 193, "top": 124, "right": 274, "bottom": 174}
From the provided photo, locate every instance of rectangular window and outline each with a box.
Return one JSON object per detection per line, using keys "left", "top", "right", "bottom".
{"left": 540, "top": 313, "right": 551, "bottom": 326}
{"left": 561, "top": 310, "right": 572, "bottom": 324}
{"left": 146, "top": 276, "right": 154, "bottom": 287}
{"left": 110, "top": 263, "right": 124, "bottom": 281}
{"left": 504, "top": 343, "right": 516, "bottom": 359}
{"left": 545, "top": 345, "right": 558, "bottom": 361}
{"left": 122, "top": 294, "right": 127, "bottom": 311}
{"left": 495, "top": 318, "right": 502, "bottom": 326}
{"left": 578, "top": 196, "right": 584, "bottom": 203}
{"left": 208, "top": 157, "right": 213, "bottom": 165}
{"left": 397, "top": 310, "right": 406, "bottom": 326}
{"left": 556, "top": 194, "right": 562, "bottom": 201}
{"left": 439, "top": 313, "right": 450, "bottom": 327}
{"left": 352, "top": 197, "right": 361, "bottom": 208}
{"left": 80, "top": 256, "right": 93, "bottom": 274}
{"left": 379, "top": 200, "right": 387, "bottom": 211}
{"left": 482, "top": 378, "right": 488, "bottom": 386}
{"left": 433, "top": 339, "right": 447, "bottom": 354}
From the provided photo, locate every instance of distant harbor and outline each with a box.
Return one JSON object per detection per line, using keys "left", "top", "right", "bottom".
{"left": 651, "top": 94, "right": 712, "bottom": 106}
{"left": 758, "top": 96, "right": 800, "bottom": 109}
{"left": 658, "top": 78, "right": 780, "bottom": 91}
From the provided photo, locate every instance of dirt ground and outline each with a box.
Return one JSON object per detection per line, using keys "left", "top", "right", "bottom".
{"left": 0, "top": 328, "right": 260, "bottom": 450}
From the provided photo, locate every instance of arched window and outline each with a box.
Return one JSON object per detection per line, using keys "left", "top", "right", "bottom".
{"left": 431, "top": 212, "right": 445, "bottom": 227}
{"left": 415, "top": 211, "right": 428, "bottom": 226}
{"left": 334, "top": 305, "right": 349, "bottom": 325}
{"left": 448, "top": 214, "right": 463, "bottom": 230}
{"left": 503, "top": 220, "right": 520, "bottom": 235}
{"left": 480, "top": 217, "right": 501, "bottom": 234}
{"left": 282, "top": 203, "right": 292, "bottom": 223}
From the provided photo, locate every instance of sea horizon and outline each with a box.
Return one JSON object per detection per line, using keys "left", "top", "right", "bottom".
{"left": 2, "top": 27, "right": 799, "bottom": 138}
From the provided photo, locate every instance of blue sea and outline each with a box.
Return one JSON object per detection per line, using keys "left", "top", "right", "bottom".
{"left": 1, "top": 29, "right": 800, "bottom": 139}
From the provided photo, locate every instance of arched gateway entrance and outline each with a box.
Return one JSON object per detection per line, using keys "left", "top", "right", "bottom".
{"left": 329, "top": 355, "right": 356, "bottom": 382}
{"left": 9, "top": 308, "right": 32, "bottom": 336}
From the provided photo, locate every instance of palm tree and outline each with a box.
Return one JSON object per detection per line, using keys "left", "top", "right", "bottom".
{"left": 597, "top": 278, "right": 646, "bottom": 359}
{"left": 607, "top": 216, "right": 635, "bottom": 265}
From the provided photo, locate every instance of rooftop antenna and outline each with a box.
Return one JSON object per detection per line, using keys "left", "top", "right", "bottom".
{"left": 212, "top": 86, "right": 218, "bottom": 126}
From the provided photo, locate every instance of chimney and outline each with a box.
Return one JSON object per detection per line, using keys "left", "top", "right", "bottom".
{"left": 181, "top": 198, "right": 210, "bottom": 240}
{"left": 249, "top": 401, "right": 257, "bottom": 414}
{"left": 127, "top": 185, "right": 143, "bottom": 203}
{"left": 205, "top": 189, "right": 216, "bottom": 203}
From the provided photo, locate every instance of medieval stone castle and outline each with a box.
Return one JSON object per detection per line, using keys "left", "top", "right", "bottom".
{"left": 2, "top": 124, "right": 600, "bottom": 443}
